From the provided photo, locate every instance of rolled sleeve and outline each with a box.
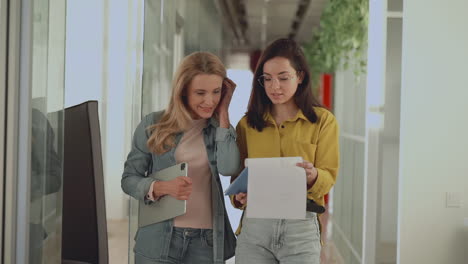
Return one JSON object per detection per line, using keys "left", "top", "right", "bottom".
{"left": 215, "top": 126, "right": 237, "bottom": 142}
{"left": 307, "top": 168, "right": 337, "bottom": 202}
{"left": 215, "top": 125, "right": 240, "bottom": 176}
{"left": 230, "top": 120, "right": 248, "bottom": 210}
{"left": 146, "top": 181, "right": 156, "bottom": 201}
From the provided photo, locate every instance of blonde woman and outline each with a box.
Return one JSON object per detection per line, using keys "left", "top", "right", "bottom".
{"left": 122, "top": 52, "right": 239, "bottom": 264}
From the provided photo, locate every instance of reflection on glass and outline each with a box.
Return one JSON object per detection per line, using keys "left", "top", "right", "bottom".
{"left": 28, "top": 0, "right": 66, "bottom": 262}
{"left": 29, "top": 108, "right": 63, "bottom": 264}
{"left": 141, "top": 0, "right": 162, "bottom": 116}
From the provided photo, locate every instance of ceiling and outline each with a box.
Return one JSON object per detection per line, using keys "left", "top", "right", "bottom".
{"left": 216, "top": 0, "right": 327, "bottom": 52}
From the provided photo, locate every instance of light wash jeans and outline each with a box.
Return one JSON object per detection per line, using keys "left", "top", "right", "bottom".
{"left": 235, "top": 211, "right": 321, "bottom": 264}
{"left": 135, "top": 227, "right": 214, "bottom": 264}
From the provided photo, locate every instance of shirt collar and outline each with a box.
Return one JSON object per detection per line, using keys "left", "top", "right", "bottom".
{"left": 264, "top": 109, "right": 308, "bottom": 124}
{"left": 207, "top": 116, "right": 219, "bottom": 128}
{"left": 294, "top": 109, "right": 308, "bottom": 121}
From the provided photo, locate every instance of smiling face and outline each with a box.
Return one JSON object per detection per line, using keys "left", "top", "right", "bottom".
{"left": 186, "top": 73, "right": 223, "bottom": 119}
{"left": 262, "top": 56, "right": 302, "bottom": 106}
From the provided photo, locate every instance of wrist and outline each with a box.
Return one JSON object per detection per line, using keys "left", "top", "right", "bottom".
{"left": 233, "top": 196, "right": 244, "bottom": 208}
{"left": 307, "top": 169, "right": 319, "bottom": 187}
{"left": 153, "top": 181, "right": 168, "bottom": 197}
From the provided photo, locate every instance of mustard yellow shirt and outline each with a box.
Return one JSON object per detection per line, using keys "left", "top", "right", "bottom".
{"left": 233, "top": 107, "right": 339, "bottom": 210}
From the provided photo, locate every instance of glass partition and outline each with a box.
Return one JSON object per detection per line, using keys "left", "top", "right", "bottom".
{"left": 29, "top": 0, "right": 66, "bottom": 263}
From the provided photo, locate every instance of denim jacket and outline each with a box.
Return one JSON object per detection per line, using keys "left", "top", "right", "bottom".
{"left": 121, "top": 111, "right": 240, "bottom": 263}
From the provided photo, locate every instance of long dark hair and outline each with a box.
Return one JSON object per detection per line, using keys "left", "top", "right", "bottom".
{"left": 246, "top": 38, "right": 322, "bottom": 131}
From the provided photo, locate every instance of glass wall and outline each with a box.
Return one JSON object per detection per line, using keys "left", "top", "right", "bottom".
{"left": 184, "top": 0, "right": 225, "bottom": 56}
{"left": 4, "top": 0, "right": 66, "bottom": 262}
{"left": 28, "top": 0, "right": 67, "bottom": 263}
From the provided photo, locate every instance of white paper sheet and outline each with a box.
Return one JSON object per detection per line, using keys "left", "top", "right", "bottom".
{"left": 246, "top": 157, "right": 306, "bottom": 219}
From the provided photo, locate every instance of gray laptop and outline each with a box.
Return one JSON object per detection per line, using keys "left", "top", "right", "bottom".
{"left": 138, "top": 163, "right": 188, "bottom": 228}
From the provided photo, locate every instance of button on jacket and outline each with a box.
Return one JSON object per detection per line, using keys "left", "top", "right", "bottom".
{"left": 122, "top": 111, "right": 240, "bottom": 263}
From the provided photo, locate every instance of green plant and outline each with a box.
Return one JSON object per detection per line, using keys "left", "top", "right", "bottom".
{"left": 303, "top": 0, "right": 369, "bottom": 84}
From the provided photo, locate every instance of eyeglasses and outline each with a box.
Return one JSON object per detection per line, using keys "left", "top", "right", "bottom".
{"left": 257, "top": 74, "right": 298, "bottom": 88}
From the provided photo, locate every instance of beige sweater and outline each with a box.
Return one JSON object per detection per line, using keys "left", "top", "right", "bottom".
{"left": 173, "top": 119, "right": 213, "bottom": 229}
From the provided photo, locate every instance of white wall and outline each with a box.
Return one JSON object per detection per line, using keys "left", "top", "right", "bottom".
{"left": 398, "top": 0, "right": 468, "bottom": 263}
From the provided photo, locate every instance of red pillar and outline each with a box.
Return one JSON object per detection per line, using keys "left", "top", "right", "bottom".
{"left": 320, "top": 74, "right": 333, "bottom": 205}
{"left": 321, "top": 73, "right": 332, "bottom": 110}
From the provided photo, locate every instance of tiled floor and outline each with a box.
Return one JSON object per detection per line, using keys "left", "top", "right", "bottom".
{"left": 108, "top": 219, "right": 129, "bottom": 264}
{"left": 108, "top": 212, "right": 342, "bottom": 264}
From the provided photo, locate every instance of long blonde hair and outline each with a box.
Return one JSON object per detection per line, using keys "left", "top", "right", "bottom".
{"left": 147, "top": 52, "right": 226, "bottom": 154}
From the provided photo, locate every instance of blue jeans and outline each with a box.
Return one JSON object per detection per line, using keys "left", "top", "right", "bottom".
{"left": 135, "top": 227, "right": 214, "bottom": 264}
{"left": 235, "top": 212, "right": 321, "bottom": 264}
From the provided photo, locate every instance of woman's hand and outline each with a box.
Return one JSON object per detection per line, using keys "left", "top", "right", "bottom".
{"left": 217, "top": 78, "right": 236, "bottom": 128}
{"left": 235, "top": 192, "right": 247, "bottom": 205}
{"left": 296, "top": 160, "right": 318, "bottom": 186}
{"left": 154, "top": 176, "right": 193, "bottom": 200}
